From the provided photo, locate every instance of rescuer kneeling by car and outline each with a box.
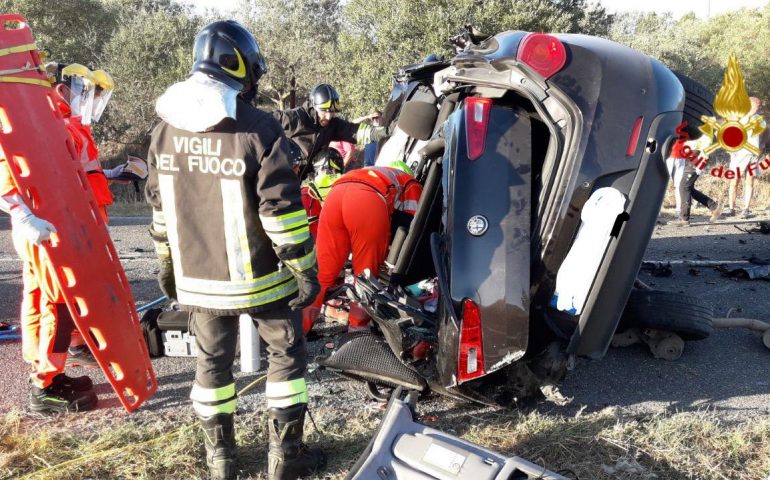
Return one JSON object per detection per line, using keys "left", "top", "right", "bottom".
{"left": 304, "top": 163, "right": 422, "bottom": 333}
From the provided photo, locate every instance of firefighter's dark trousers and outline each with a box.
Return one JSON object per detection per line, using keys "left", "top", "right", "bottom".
{"left": 189, "top": 305, "right": 309, "bottom": 417}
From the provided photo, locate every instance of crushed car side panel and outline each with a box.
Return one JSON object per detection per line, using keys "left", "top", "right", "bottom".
{"left": 543, "top": 38, "right": 685, "bottom": 358}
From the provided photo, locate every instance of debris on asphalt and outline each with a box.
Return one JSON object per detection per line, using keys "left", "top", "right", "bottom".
{"left": 717, "top": 264, "right": 770, "bottom": 280}
{"left": 748, "top": 256, "right": 770, "bottom": 265}
{"left": 641, "top": 262, "right": 673, "bottom": 277}
{"left": 734, "top": 222, "right": 770, "bottom": 234}
{"left": 644, "top": 259, "right": 750, "bottom": 266}
{"left": 612, "top": 328, "right": 684, "bottom": 361}
{"left": 541, "top": 385, "right": 573, "bottom": 406}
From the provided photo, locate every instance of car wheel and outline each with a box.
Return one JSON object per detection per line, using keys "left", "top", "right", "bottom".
{"left": 619, "top": 289, "right": 714, "bottom": 341}
{"left": 673, "top": 71, "right": 715, "bottom": 139}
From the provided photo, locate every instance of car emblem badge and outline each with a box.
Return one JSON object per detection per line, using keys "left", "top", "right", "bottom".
{"left": 467, "top": 215, "right": 488, "bottom": 236}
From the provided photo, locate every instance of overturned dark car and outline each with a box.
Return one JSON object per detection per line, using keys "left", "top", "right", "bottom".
{"left": 316, "top": 28, "right": 713, "bottom": 406}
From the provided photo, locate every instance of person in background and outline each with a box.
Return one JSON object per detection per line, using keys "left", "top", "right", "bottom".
{"left": 726, "top": 97, "right": 767, "bottom": 218}
{"left": 273, "top": 84, "right": 387, "bottom": 180}
{"left": 328, "top": 139, "right": 355, "bottom": 168}
{"left": 358, "top": 109, "right": 383, "bottom": 167}
{"left": 667, "top": 136, "right": 721, "bottom": 226}
{"left": 49, "top": 64, "right": 118, "bottom": 368}
{"left": 146, "top": 20, "right": 325, "bottom": 480}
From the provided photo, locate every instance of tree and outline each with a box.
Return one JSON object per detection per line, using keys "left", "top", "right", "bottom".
{"left": 333, "top": 0, "right": 614, "bottom": 116}
{"left": 609, "top": 6, "right": 770, "bottom": 105}
{"left": 698, "top": 5, "right": 770, "bottom": 101}
{"left": 98, "top": 6, "right": 202, "bottom": 146}
{"left": 8, "top": 0, "right": 770, "bottom": 164}
{"left": 0, "top": 0, "right": 116, "bottom": 64}
{"left": 234, "top": 0, "right": 342, "bottom": 110}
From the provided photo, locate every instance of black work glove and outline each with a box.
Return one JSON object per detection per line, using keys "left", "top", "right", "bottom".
{"left": 157, "top": 256, "right": 177, "bottom": 300}
{"left": 275, "top": 239, "right": 321, "bottom": 311}
{"left": 289, "top": 264, "right": 320, "bottom": 311}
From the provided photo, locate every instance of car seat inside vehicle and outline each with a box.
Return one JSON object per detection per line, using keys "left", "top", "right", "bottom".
{"left": 389, "top": 92, "right": 553, "bottom": 293}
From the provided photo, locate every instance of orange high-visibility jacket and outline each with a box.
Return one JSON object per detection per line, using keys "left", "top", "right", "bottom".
{"left": 333, "top": 166, "right": 422, "bottom": 215}
{"left": 57, "top": 100, "right": 112, "bottom": 209}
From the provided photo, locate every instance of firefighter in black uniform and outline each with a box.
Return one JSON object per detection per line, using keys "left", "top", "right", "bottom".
{"left": 273, "top": 83, "right": 387, "bottom": 179}
{"left": 145, "top": 21, "right": 325, "bottom": 480}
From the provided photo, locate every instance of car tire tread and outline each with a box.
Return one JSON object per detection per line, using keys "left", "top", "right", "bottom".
{"left": 619, "top": 289, "right": 714, "bottom": 341}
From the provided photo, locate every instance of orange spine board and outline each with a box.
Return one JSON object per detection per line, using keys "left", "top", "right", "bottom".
{"left": 0, "top": 15, "right": 157, "bottom": 412}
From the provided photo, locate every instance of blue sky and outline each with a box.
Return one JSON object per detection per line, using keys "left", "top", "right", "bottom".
{"left": 180, "top": 0, "right": 769, "bottom": 18}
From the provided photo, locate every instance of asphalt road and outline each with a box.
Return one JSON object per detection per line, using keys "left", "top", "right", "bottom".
{"left": 1, "top": 210, "right": 769, "bottom": 420}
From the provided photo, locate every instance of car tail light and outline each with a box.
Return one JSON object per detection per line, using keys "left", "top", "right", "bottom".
{"left": 465, "top": 96, "right": 492, "bottom": 161}
{"left": 458, "top": 299, "right": 485, "bottom": 382}
{"left": 516, "top": 33, "right": 567, "bottom": 79}
{"left": 626, "top": 116, "right": 644, "bottom": 157}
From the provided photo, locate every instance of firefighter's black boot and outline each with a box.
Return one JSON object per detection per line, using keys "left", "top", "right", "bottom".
{"left": 29, "top": 380, "right": 97, "bottom": 414}
{"left": 52, "top": 372, "right": 94, "bottom": 391}
{"left": 267, "top": 403, "right": 326, "bottom": 480}
{"left": 199, "top": 413, "right": 237, "bottom": 480}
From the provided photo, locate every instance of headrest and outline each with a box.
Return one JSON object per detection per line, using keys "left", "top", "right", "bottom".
{"left": 397, "top": 101, "right": 439, "bottom": 141}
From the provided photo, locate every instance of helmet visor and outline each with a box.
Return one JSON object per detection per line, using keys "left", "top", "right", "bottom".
{"left": 314, "top": 98, "right": 340, "bottom": 113}
{"left": 68, "top": 76, "right": 95, "bottom": 124}
{"left": 92, "top": 88, "right": 112, "bottom": 123}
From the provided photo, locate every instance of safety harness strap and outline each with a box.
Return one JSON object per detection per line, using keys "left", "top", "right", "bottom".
{"left": 0, "top": 43, "right": 36, "bottom": 57}
{"left": 0, "top": 75, "right": 50, "bottom": 87}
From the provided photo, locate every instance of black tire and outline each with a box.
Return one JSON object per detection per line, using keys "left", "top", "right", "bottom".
{"left": 673, "top": 71, "right": 715, "bottom": 140}
{"left": 618, "top": 289, "right": 714, "bottom": 341}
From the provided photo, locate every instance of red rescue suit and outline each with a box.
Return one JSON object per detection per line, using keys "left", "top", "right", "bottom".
{"left": 309, "top": 167, "right": 422, "bottom": 331}
{"left": 1, "top": 160, "right": 75, "bottom": 388}
{"left": 59, "top": 100, "right": 113, "bottom": 221}
{"left": 300, "top": 186, "right": 321, "bottom": 239}
{"left": 2, "top": 99, "right": 110, "bottom": 385}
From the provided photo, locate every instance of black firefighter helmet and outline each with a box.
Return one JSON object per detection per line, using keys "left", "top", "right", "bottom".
{"left": 191, "top": 20, "right": 267, "bottom": 97}
{"left": 309, "top": 84, "right": 340, "bottom": 112}
{"left": 312, "top": 148, "right": 344, "bottom": 175}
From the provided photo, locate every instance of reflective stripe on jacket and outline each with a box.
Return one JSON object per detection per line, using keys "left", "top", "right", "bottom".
{"left": 333, "top": 166, "right": 422, "bottom": 215}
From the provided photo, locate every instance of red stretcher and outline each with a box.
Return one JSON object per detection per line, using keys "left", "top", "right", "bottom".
{"left": 0, "top": 14, "right": 157, "bottom": 412}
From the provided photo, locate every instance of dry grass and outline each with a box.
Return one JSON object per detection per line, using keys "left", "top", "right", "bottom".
{"left": 2, "top": 405, "right": 769, "bottom": 479}
{"left": 453, "top": 407, "right": 770, "bottom": 479}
